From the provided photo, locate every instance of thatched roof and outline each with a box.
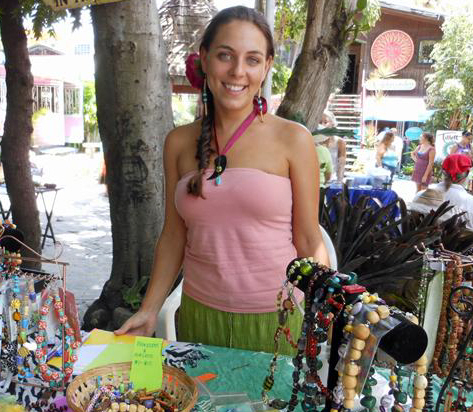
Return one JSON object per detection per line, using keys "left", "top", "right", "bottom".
{"left": 159, "top": 0, "right": 218, "bottom": 90}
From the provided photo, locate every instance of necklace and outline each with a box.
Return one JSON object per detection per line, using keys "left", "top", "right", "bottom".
{"left": 207, "top": 96, "right": 267, "bottom": 185}
{"left": 35, "top": 291, "right": 79, "bottom": 387}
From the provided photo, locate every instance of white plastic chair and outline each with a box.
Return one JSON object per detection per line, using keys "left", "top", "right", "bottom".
{"left": 155, "top": 225, "right": 338, "bottom": 340}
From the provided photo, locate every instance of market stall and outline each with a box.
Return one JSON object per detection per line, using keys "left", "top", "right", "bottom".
{"left": 1, "top": 227, "right": 473, "bottom": 412}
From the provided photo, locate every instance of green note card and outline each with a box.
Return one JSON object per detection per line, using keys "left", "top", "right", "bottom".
{"left": 129, "top": 336, "right": 163, "bottom": 391}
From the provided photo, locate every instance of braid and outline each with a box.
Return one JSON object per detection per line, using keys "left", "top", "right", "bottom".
{"left": 187, "top": 86, "right": 214, "bottom": 197}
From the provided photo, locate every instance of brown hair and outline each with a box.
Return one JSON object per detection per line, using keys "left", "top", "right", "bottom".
{"left": 187, "top": 6, "right": 275, "bottom": 197}
{"left": 380, "top": 131, "right": 394, "bottom": 147}
{"left": 423, "top": 132, "right": 434, "bottom": 145}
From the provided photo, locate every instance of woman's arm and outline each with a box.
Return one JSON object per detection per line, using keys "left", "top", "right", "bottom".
{"left": 411, "top": 145, "right": 419, "bottom": 161}
{"left": 288, "top": 125, "right": 329, "bottom": 266}
{"left": 422, "top": 148, "right": 436, "bottom": 185}
{"left": 450, "top": 144, "right": 459, "bottom": 155}
{"left": 337, "top": 139, "right": 346, "bottom": 181}
{"left": 115, "top": 128, "right": 188, "bottom": 336}
{"left": 376, "top": 143, "right": 386, "bottom": 167}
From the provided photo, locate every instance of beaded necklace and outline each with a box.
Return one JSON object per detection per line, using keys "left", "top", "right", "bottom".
{"left": 35, "top": 291, "right": 78, "bottom": 387}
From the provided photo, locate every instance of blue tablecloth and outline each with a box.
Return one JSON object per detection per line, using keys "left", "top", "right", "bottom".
{"left": 325, "top": 187, "right": 400, "bottom": 218}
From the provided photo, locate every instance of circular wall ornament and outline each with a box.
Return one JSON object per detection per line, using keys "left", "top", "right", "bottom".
{"left": 371, "top": 30, "right": 414, "bottom": 72}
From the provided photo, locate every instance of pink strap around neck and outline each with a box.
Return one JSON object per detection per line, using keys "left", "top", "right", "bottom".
{"left": 215, "top": 97, "right": 268, "bottom": 155}
{"left": 217, "top": 110, "right": 257, "bottom": 155}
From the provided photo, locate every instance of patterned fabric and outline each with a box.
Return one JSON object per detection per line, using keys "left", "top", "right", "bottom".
{"left": 412, "top": 147, "right": 434, "bottom": 184}
{"left": 178, "top": 293, "right": 302, "bottom": 356}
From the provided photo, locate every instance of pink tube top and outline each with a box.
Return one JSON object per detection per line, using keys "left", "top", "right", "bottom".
{"left": 175, "top": 168, "right": 302, "bottom": 313}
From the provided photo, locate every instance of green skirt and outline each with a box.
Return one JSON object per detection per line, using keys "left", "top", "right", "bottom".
{"left": 178, "top": 294, "right": 302, "bottom": 356}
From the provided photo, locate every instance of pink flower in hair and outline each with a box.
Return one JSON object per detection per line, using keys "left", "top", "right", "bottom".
{"left": 185, "top": 53, "right": 205, "bottom": 90}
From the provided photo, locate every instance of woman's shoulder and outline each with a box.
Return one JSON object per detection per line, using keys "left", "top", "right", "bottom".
{"left": 269, "top": 114, "right": 313, "bottom": 145}
{"left": 165, "top": 120, "right": 201, "bottom": 148}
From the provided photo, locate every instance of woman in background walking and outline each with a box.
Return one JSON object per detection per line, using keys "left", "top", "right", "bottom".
{"left": 411, "top": 132, "right": 436, "bottom": 192}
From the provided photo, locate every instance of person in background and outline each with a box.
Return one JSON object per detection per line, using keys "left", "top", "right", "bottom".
{"left": 430, "top": 154, "right": 473, "bottom": 229}
{"left": 390, "top": 128, "right": 404, "bottom": 171}
{"left": 450, "top": 131, "right": 473, "bottom": 158}
{"left": 321, "top": 110, "right": 346, "bottom": 182}
{"left": 376, "top": 131, "right": 397, "bottom": 180}
{"left": 313, "top": 134, "right": 333, "bottom": 186}
{"left": 411, "top": 132, "right": 436, "bottom": 192}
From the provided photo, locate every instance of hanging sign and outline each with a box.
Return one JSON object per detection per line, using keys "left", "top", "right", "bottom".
{"left": 371, "top": 30, "right": 414, "bottom": 72}
{"left": 365, "top": 78, "right": 416, "bottom": 91}
{"left": 435, "top": 130, "right": 462, "bottom": 161}
{"left": 41, "top": 0, "right": 126, "bottom": 10}
{"left": 405, "top": 127, "right": 423, "bottom": 141}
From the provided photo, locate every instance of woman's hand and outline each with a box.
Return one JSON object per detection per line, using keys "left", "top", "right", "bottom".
{"left": 114, "top": 310, "right": 157, "bottom": 337}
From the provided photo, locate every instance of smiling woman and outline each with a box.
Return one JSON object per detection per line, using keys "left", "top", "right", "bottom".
{"left": 115, "top": 6, "right": 329, "bottom": 355}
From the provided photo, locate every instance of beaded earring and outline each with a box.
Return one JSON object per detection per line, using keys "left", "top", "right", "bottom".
{"left": 257, "top": 87, "right": 264, "bottom": 122}
{"left": 202, "top": 76, "right": 208, "bottom": 117}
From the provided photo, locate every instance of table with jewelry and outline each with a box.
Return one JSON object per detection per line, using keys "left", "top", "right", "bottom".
{"left": 5, "top": 336, "right": 473, "bottom": 412}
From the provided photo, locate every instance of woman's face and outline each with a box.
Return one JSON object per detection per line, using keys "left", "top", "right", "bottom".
{"left": 200, "top": 20, "right": 272, "bottom": 113}
{"left": 321, "top": 114, "right": 333, "bottom": 128}
{"left": 461, "top": 135, "right": 471, "bottom": 145}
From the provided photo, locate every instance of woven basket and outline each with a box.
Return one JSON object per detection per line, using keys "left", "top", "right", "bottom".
{"left": 66, "top": 362, "right": 198, "bottom": 412}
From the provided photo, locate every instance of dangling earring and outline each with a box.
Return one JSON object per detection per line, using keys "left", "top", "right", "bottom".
{"left": 257, "top": 87, "right": 264, "bottom": 122}
{"left": 202, "top": 76, "right": 208, "bottom": 117}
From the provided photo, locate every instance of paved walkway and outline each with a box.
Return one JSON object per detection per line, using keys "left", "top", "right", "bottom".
{"left": 34, "top": 152, "right": 112, "bottom": 322}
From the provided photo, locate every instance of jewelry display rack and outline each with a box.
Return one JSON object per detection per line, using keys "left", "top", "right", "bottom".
{"left": 435, "top": 285, "right": 473, "bottom": 412}
{"left": 0, "top": 234, "right": 70, "bottom": 392}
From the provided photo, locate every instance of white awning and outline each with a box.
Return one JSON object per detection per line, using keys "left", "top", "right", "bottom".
{"left": 364, "top": 96, "right": 434, "bottom": 122}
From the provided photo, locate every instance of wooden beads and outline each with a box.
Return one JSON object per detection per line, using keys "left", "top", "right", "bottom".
{"left": 353, "top": 324, "right": 370, "bottom": 340}
{"left": 413, "top": 389, "right": 425, "bottom": 399}
{"left": 366, "top": 311, "right": 380, "bottom": 325}
{"left": 343, "top": 388, "right": 356, "bottom": 399}
{"left": 416, "top": 366, "right": 427, "bottom": 375}
{"left": 414, "top": 375, "right": 428, "bottom": 389}
{"left": 414, "top": 354, "right": 428, "bottom": 366}
{"left": 376, "top": 305, "right": 390, "bottom": 319}
{"left": 342, "top": 375, "right": 357, "bottom": 389}
{"left": 351, "top": 338, "right": 366, "bottom": 351}
{"left": 413, "top": 398, "right": 425, "bottom": 409}
{"left": 344, "top": 362, "right": 359, "bottom": 376}
{"left": 348, "top": 348, "right": 362, "bottom": 360}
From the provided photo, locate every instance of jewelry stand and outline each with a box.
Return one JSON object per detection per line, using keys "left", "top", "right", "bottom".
{"left": 0, "top": 235, "right": 70, "bottom": 392}
{"left": 435, "top": 285, "right": 473, "bottom": 412}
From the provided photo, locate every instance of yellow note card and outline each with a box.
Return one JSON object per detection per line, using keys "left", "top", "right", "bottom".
{"left": 129, "top": 337, "right": 163, "bottom": 391}
{"left": 84, "top": 329, "right": 136, "bottom": 346}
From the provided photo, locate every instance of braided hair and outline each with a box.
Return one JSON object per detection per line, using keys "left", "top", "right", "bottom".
{"left": 186, "top": 6, "right": 275, "bottom": 197}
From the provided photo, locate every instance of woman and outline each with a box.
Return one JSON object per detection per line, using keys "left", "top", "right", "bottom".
{"left": 313, "top": 134, "right": 333, "bottom": 186}
{"left": 449, "top": 131, "right": 472, "bottom": 158}
{"left": 375, "top": 131, "right": 397, "bottom": 179}
{"left": 115, "top": 6, "right": 329, "bottom": 354}
{"left": 321, "top": 110, "right": 346, "bottom": 182}
{"left": 411, "top": 132, "right": 436, "bottom": 192}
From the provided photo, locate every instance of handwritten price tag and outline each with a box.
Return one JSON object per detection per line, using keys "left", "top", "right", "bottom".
{"left": 129, "top": 337, "right": 163, "bottom": 391}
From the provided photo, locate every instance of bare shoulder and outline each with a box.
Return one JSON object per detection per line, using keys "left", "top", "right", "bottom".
{"left": 165, "top": 120, "right": 201, "bottom": 152}
{"left": 269, "top": 114, "right": 313, "bottom": 148}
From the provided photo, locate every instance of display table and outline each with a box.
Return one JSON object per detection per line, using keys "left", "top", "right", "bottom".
{"left": 7, "top": 339, "right": 471, "bottom": 412}
{"left": 0, "top": 184, "right": 61, "bottom": 248}
{"left": 325, "top": 187, "right": 400, "bottom": 218}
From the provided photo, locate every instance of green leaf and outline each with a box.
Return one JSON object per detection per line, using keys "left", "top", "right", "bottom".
{"left": 357, "top": 0, "right": 368, "bottom": 10}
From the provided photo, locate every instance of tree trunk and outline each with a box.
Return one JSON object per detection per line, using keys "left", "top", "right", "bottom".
{"left": 0, "top": 0, "right": 41, "bottom": 268}
{"left": 277, "top": 0, "right": 349, "bottom": 131}
{"left": 83, "top": 0, "right": 173, "bottom": 330}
